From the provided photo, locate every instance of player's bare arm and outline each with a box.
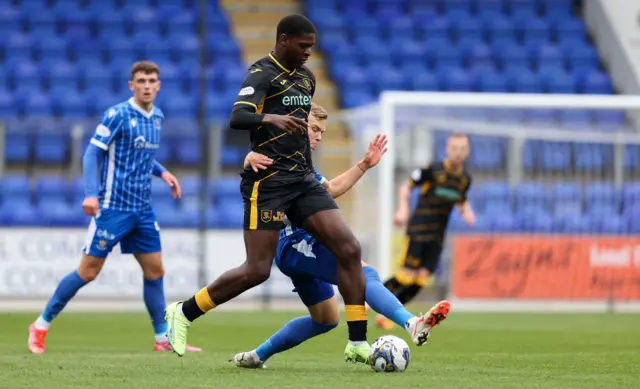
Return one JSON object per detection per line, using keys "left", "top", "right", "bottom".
{"left": 458, "top": 201, "right": 476, "bottom": 226}
{"left": 394, "top": 182, "right": 413, "bottom": 227}
{"left": 322, "top": 134, "right": 388, "bottom": 199}
{"left": 244, "top": 134, "right": 388, "bottom": 199}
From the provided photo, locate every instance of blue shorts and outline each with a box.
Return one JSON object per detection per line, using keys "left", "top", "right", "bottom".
{"left": 83, "top": 207, "right": 161, "bottom": 258}
{"left": 275, "top": 234, "right": 337, "bottom": 307}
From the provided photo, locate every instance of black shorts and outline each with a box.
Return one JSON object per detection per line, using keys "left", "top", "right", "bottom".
{"left": 400, "top": 235, "right": 443, "bottom": 273}
{"left": 240, "top": 171, "right": 338, "bottom": 230}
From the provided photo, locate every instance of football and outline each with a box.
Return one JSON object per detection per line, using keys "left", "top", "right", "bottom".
{"left": 368, "top": 335, "right": 411, "bottom": 373}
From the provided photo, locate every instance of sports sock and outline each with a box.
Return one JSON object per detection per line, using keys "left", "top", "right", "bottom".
{"left": 383, "top": 276, "right": 401, "bottom": 293}
{"left": 363, "top": 266, "right": 414, "bottom": 328}
{"left": 181, "top": 287, "right": 215, "bottom": 322}
{"left": 255, "top": 316, "right": 337, "bottom": 361}
{"left": 400, "top": 284, "right": 423, "bottom": 304}
{"left": 40, "top": 270, "right": 87, "bottom": 325}
{"left": 345, "top": 305, "right": 367, "bottom": 342}
{"left": 143, "top": 276, "right": 167, "bottom": 340}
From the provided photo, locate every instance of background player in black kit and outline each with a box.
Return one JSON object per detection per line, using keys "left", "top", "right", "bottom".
{"left": 165, "top": 14, "right": 371, "bottom": 364}
{"left": 376, "top": 133, "right": 477, "bottom": 330}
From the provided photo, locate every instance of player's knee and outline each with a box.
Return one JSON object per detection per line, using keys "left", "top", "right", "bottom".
{"left": 77, "top": 255, "right": 104, "bottom": 282}
{"left": 141, "top": 263, "right": 164, "bottom": 280}
{"left": 336, "top": 237, "right": 361, "bottom": 265}
{"left": 243, "top": 259, "right": 272, "bottom": 286}
{"left": 77, "top": 267, "right": 100, "bottom": 282}
{"left": 312, "top": 319, "right": 339, "bottom": 333}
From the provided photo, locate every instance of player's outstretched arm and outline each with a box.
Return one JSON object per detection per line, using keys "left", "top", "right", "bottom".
{"left": 322, "top": 134, "right": 388, "bottom": 199}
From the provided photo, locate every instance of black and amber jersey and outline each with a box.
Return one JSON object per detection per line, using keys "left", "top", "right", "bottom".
{"left": 406, "top": 160, "right": 472, "bottom": 241}
{"left": 232, "top": 53, "right": 316, "bottom": 181}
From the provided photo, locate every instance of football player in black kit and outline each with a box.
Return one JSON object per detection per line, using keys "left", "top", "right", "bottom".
{"left": 165, "top": 14, "right": 370, "bottom": 364}
{"left": 376, "top": 133, "right": 476, "bottom": 330}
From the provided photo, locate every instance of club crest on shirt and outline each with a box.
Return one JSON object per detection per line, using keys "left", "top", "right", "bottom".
{"left": 154, "top": 119, "right": 161, "bottom": 129}
{"left": 435, "top": 172, "right": 447, "bottom": 184}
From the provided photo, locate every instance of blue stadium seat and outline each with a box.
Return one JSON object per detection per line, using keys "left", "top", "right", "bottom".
{"left": 575, "top": 144, "right": 612, "bottom": 171}
{"left": 582, "top": 71, "right": 613, "bottom": 94}
{"left": 34, "top": 175, "right": 70, "bottom": 202}
{"left": 486, "top": 16, "right": 516, "bottom": 42}
{"left": 0, "top": 175, "right": 31, "bottom": 204}
{"left": 517, "top": 207, "right": 554, "bottom": 233}
{"left": 585, "top": 182, "right": 617, "bottom": 207}
{"left": 523, "top": 18, "right": 551, "bottom": 45}
{"left": 514, "top": 182, "right": 547, "bottom": 208}
{"left": 559, "top": 109, "right": 591, "bottom": 129}
{"left": 554, "top": 18, "right": 586, "bottom": 42}
{"left": 1, "top": 199, "right": 39, "bottom": 227}
{"left": 47, "top": 61, "right": 79, "bottom": 91}
{"left": 13, "top": 60, "right": 41, "bottom": 91}
{"left": 0, "top": 89, "right": 17, "bottom": 117}
{"left": 593, "top": 110, "right": 626, "bottom": 130}
{"left": 212, "top": 177, "right": 241, "bottom": 206}
{"left": 37, "top": 36, "right": 68, "bottom": 61}
{"left": 568, "top": 45, "right": 599, "bottom": 71}
{"left": 439, "top": 68, "right": 471, "bottom": 91}
{"left": 411, "top": 71, "right": 438, "bottom": 91}
{"left": 0, "top": 6, "right": 20, "bottom": 37}
{"left": 34, "top": 130, "right": 70, "bottom": 164}
{"left": 175, "top": 130, "right": 201, "bottom": 166}
{"left": 23, "top": 92, "right": 53, "bottom": 117}
{"left": 622, "top": 182, "right": 640, "bottom": 209}
{"left": 418, "top": 17, "right": 451, "bottom": 41}
{"left": 57, "top": 91, "right": 87, "bottom": 118}
{"left": 496, "top": 41, "right": 528, "bottom": 70}
{"left": 126, "top": 7, "right": 158, "bottom": 33}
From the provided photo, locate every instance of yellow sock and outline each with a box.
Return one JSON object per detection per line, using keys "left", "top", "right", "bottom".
{"left": 345, "top": 305, "right": 367, "bottom": 322}
{"left": 194, "top": 287, "right": 216, "bottom": 313}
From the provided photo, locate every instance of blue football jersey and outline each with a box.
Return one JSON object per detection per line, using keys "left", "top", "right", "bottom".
{"left": 279, "top": 170, "right": 326, "bottom": 240}
{"left": 90, "top": 98, "right": 164, "bottom": 211}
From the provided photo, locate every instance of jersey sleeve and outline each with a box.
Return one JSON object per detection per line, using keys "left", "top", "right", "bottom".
{"left": 460, "top": 175, "right": 473, "bottom": 203}
{"left": 91, "top": 107, "right": 125, "bottom": 150}
{"left": 233, "top": 66, "right": 270, "bottom": 113}
{"left": 313, "top": 169, "right": 326, "bottom": 184}
{"left": 408, "top": 165, "right": 432, "bottom": 187}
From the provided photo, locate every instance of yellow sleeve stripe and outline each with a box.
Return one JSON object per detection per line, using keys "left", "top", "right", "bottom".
{"left": 234, "top": 101, "right": 258, "bottom": 110}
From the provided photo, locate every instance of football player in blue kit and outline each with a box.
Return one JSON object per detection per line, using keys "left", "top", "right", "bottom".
{"left": 233, "top": 103, "right": 451, "bottom": 368}
{"left": 28, "top": 61, "right": 201, "bottom": 354}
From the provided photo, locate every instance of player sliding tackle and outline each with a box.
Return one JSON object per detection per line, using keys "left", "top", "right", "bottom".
{"left": 233, "top": 103, "right": 451, "bottom": 369}
{"left": 165, "top": 15, "right": 371, "bottom": 363}
{"left": 28, "top": 61, "right": 201, "bottom": 354}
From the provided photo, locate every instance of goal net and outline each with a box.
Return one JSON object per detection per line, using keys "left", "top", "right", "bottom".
{"left": 343, "top": 92, "right": 640, "bottom": 312}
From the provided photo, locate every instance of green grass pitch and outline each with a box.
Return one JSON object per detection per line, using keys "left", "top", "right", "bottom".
{"left": 1, "top": 310, "right": 638, "bottom": 389}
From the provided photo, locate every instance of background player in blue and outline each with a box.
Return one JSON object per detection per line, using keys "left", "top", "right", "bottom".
{"left": 233, "top": 104, "right": 451, "bottom": 368}
{"left": 28, "top": 61, "right": 202, "bottom": 354}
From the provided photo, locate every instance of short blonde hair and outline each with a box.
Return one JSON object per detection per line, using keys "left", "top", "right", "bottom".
{"left": 310, "top": 103, "right": 328, "bottom": 120}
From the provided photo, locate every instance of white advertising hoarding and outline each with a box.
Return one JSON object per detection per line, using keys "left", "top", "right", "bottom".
{"left": 0, "top": 228, "right": 299, "bottom": 301}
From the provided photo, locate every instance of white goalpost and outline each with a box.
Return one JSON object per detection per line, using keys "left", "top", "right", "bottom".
{"left": 343, "top": 92, "right": 640, "bottom": 312}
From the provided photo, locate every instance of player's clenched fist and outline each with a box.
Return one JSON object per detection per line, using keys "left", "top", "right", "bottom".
{"left": 82, "top": 197, "right": 99, "bottom": 216}
{"left": 264, "top": 114, "right": 307, "bottom": 134}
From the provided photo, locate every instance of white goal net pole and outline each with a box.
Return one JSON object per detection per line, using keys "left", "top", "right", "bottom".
{"left": 378, "top": 92, "right": 640, "bottom": 282}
